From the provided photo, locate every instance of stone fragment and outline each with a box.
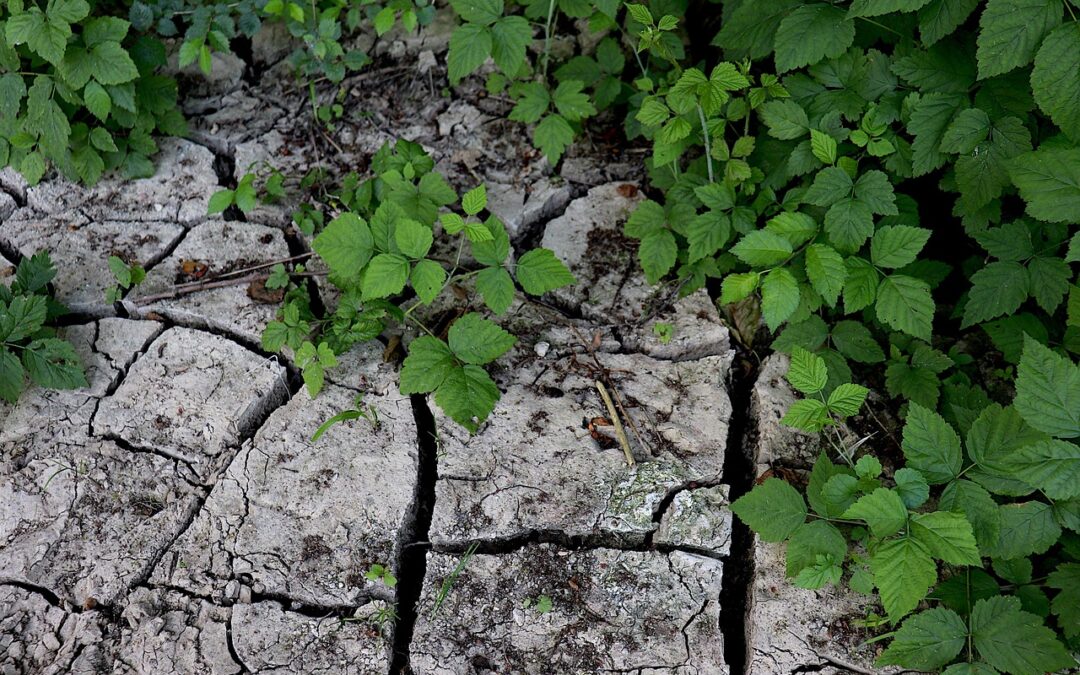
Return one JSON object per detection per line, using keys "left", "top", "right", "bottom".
{"left": 251, "top": 21, "right": 293, "bottom": 66}
{"left": 0, "top": 189, "right": 15, "bottom": 221}
{"left": 232, "top": 601, "right": 391, "bottom": 673}
{"left": 540, "top": 182, "right": 648, "bottom": 323}
{"left": 746, "top": 353, "right": 894, "bottom": 673}
{"left": 125, "top": 221, "right": 290, "bottom": 344}
{"left": 0, "top": 217, "right": 184, "bottom": 314}
{"left": 168, "top": 50, "right": 245, "bottom": 98}
{"left": 486, "top": 178, "right": 571, "bottom": 240}
{"left": 184, "top": 92, "right": 287, "bottom": 156}
{"left": 410, "top": 545, "right": 727, "bottom": 674}
{"left": 92, "top": 327, "right": 289, "bottom": 481}
{"left": 0, "top": 586, "right": 113, "bottom": 674}
{"left": 428, "top": 350, "right": 732, "bottom": 546}
{"left": 0, "top": 319, "right": 163, "bottom": 471}
{"left": 655, "top": 485, "right": 732, "bottom": 556}
{"left": 116, "top": 588, "right": 241, "bottom": 674}
{"left": 0, "top": 251, "right": 14, "bottom": 287}
{"left": 150, "top": 346, "right": 417, "bottom": 608}
{"left": 0, "top": 167, "right": 28, "bottom": 202}
{"left": 20, "top": 140, "right": 219, "bottom": 225}
{"left": 617, "top": 289, "right": 732, "bottom": 362}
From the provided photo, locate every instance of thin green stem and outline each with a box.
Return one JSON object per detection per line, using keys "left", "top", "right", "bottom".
{"left": 542, "top": 0, "right": 557, "bottom": 79}
{"left": 698, "top": 105, "right": 715, "bottom": 183}
{"left": 855, "top": 16, "right": 903, "bottom": 37}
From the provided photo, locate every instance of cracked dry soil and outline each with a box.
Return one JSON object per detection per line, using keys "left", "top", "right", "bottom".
{"left": 0, "top": 16, "right": 889, "bottom": 675}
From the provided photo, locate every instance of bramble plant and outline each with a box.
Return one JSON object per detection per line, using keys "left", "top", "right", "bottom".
{"left": 1, "top": 0, "right": 184, "bottom": 185}
{"left": 0, "top": 252, "right": 87, "bottom": 402}
{"left": 612, "top": 0, "right": 1080, "bottom": 671}
{"left": 215, "top": 140, "right": 576, "bottom": 431}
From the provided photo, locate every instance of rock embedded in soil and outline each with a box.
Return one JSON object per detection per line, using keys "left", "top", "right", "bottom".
{"left": 149, "top": 373, "right": 419, "bottom": 609}
{"left": 486, "top": 178, "right": 571, "bottom": 241}
{"left": 0, "top": 585, "right": 114, "bottom": 674}
{"left": 18, "top": 139, "right": 219, "bottom": 226}
{"left": 124, "top": 220, "right": 290, "bottom": 344}
{"left": 745, "top": 353, "right": 893, "bottom": 673}
{"left": 410, "top": 545, "right": 727, "bottom": 674}
{"left": 428, "top": 349, "right": 733, "bottom": 546}
{"left": 91, "top": 326, "right": 288, "bottom": 482}
{"left": 0, "top": 216, "right": 185, "bottom": 315}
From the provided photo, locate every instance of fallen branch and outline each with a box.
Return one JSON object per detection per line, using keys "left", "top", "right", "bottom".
{"left": 595, "top": 379, "right": 635, "bottom": 467}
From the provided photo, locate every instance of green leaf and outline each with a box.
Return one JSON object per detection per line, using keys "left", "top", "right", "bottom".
{"left": 88, "top": 41, "right": 139, "bottom": 85}
{"left": 765, "top": 212, "right": 818, "bottom": 247}
{"left": 805, "top": 244, "right": 845, "bottom": 307}
{"left": 809, "top": 129, "right": 837, "bottom": 164}
{"left": 970, "top": 595, "right": 1074, "bottom": 675}
{"left": 532, "top": 113, "right": 574, "bottom": 164}
{"left": 1047, "top": 563, "right": 1080, "bottom": 638}
{"left": 902, "top": 402, "right": 963, "bottom": 484}
{"left": 807, "top": 453, "right": 849, "bottom": 518}
{"left": 843, "top": 488, "right": 909, "bottom": 538}
{"left": 983, "top": 501, "right": 1061, "bottom": 560}
{"left": 786, "top": 520, "right": 847, "bottom": 579}
{"left": 910, "top": 511, "right": 981, "bottom": 565}
{"left": 876, "top": 275, "right": 934, "bottom": 341}
{"left": 940, "top": 479, "right": 1001, "bottom": 553}
{"left": 827, "top": 383, "right": 868, "bottom": 417}
{"left": 895, "top": 467, "right": 930, "bottom": 508}
{"left": 909, "top": 93, "right": 964, "bottom": 176}
{"left": 967, "top": 403, "right": 1047, "bottom": 496}
{"left": 1008, "top": 147, "right": 1080, "bottom": 222}
{"left": 686, "top": 211, "right": 731, "bottom": 262}
{"left": 399, "top": 336, "right": 456, "bottom": 394}
{"left": 941, "top": 108, "right": 991, "bottom": 154}
{"left": 89, "top": 127, "right": 117, "bottom": 153}
{"left": 719, "top": 272, "right": 759, "bottom": 305}
{"left": 730, "top": 477, "right": 807, "bottom": 542}
{"left": 731, "top": 230, "right": 792, "bottom": 267}
{"left": 773, "top": 4, "right": 855, "bottom": 72}
{"left": 831, "top": 320, "right": 884, "bottom": 363}
{"left": 447, "top": 313, "right": 515, "bottom": 365}
{"left": 962, "top": 261, "right": 1030, "bottom": 328}
{"left": 871, "top": 537, "right": 937, "bottom": 623}
{"left": 637, "top": 229, "right": 677, "bottom": 285}
{"left": 854, "top": 170, "right": 898, "bottom": 216}
{"left": 207, "top": 189, "right": 234, "bottom": 215}
{"left": 956, "top": 116, "right": 1033, "bottom": 213}
{"left": 1004, "top": 439, "right": 1080, "bottom": 500}
{"left": 1026, "top": 256, "right": 1070, "bottom": 313}
{"left": 515, "top": 248, "right": 575, "bottom": 295}
{"left": 0, "top": 295, "right": 47, "bottom": 343}
{"left": 1015, "top": 336, "right": 1080, "bottom": 438}
{"left": 551, "top": 80, "right": 596, "bottom": 122}
{"left": 410, "top": 259, "right": 447, "bottom": 305}
{"left": 461, "top": 184, "right": 487, "bottom": 216}
{"left": 761, "top": 267, "right": 800, "bottom": 331}
{"left": 821, "top": 474, "right": 861, "bottom": 514}
{"left": 803, "top": 166, "right": 853, "bottom": 207}
{"left": 395, "top": 219, "right": 434, "bottom": 259}
{"left": 848, "top": 0, "right": 933, "bottom": 16}
{"left": 918, "top": 0, "right": 980, "bottom": 45}
{"left": 871, "top": 225, "right": 931, "bottom": 269}
{"left": 362, "top": 253, "right": 410, "bottom": 300}
{"left": 787, "top": 347, "right": 828, "bottom": 395}
{"left": 824, "top": 198, "right": 874, "bottom": 252}
{"left": 0, "top": 349, "right": 26, "bottom": 403}
{"left": 471, "top": 216, "right": 510, "bottom": 266}
{"left": 448, "top": 23, "right": 492, "bottom": 83}
{"left": 476, "top": 266, "right": 514, "bottom": 314}
{"left": 782, "top": 398, "right": 831, "bottom": 432}
{"left": 760, "top": 100, "right": 809, "bottom": 140}
{"left": 20, "top": 338, "right": 87, "bottom": 390}
{"left": 843, "top": 257, "right": 879, "bottom": 313}
{"left": 450, "top": 0, "right": 502, "bottom": 24}
{"left": 877, "top": 608, "right": 968, "bottom": 670}
{"left": 83, "top": 81, "right": 111, "bottom": 121}
{"left": 974, "top": 221, "right": 1034, "bottom": 261}
{"left": 975, "top": 0, "right": 1062, "bottom": 80}
{"left": 509, "top": 82, "right": 551, "bottom": 123}
{"left": 313, "top": 213, "right": 374, "bottom": 281}
{"left": 435, "top": 364, "right": 500, "bottom": 432}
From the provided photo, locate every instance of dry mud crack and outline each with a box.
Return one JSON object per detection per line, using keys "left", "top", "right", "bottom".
{"left": 1, "top": 26, "right": 890, "bottom": 675}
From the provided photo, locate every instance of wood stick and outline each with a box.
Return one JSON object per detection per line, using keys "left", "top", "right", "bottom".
{"left": 595, "top": 379, "right": 635, "bottom": 467}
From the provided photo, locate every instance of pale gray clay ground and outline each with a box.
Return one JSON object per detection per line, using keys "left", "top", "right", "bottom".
{"left": 0, "top": 13, "right": 890, "bottom": 675}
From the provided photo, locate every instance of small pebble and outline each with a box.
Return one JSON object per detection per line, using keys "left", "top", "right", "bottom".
{"left": 534, "top": 341, "right": 550, "bottom": 357}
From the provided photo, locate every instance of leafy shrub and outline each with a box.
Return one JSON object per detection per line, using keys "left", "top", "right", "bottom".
{"left": 225, "top": 140, "right": 576, "bottom": 431}
{"left": 618, "top": 0, "right": 1080, "bottom": 670}
{"left": 0, "top": 252, "right": 87, "bottom": 402}
{"left": 1, "top": 0, "right": 184, "bottom": 184}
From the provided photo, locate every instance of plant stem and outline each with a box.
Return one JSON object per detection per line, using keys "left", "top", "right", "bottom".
{"left": 542, "top": 0, "right": 557, "bottom": 79}
{"left": 698, "top": 104, "right": 715, "bottom": 183}
{"left": 595, "top": 379, "right": 635, "bottom": 466}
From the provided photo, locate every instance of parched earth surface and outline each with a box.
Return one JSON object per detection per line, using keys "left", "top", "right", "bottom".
{"left": 1, "top": 16, "right": 889, "bottom": 675}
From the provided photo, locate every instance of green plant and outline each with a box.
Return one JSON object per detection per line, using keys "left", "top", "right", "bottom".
{"left": 310, "top": 395, "right": 380, "bottom": 441}
{"left": 431, "top": 541, "right": 478, "bottom": 618}
{"left": 1, "top": 0, "right": 184, "bottom": 184}
{"left": 0, "top": 252, "right": 88, "bottom": 402}
{"left": 249, "top": 140, "right": 575, "bottom": 432}
{"left": 364, "top": 562, "right": 397, "bottom": 587}
{"left": 523, "top": 594, "right": 553, "bottom": 613}
{"left": 105, "top": 254, "right": 146, "bottom": 303}
{"left": 608, "top": 1, "right": 1080, "bottom": 670}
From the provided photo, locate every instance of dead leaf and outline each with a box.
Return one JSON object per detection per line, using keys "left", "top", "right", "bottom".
{"left": 617, "top": 183, "right": 638, "bottom": 198}
{"left": 178, "top": 259, "right": 209, "bottom": 281}
{"left": 247, "top": 276, "right": 286, "bottom": 304}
